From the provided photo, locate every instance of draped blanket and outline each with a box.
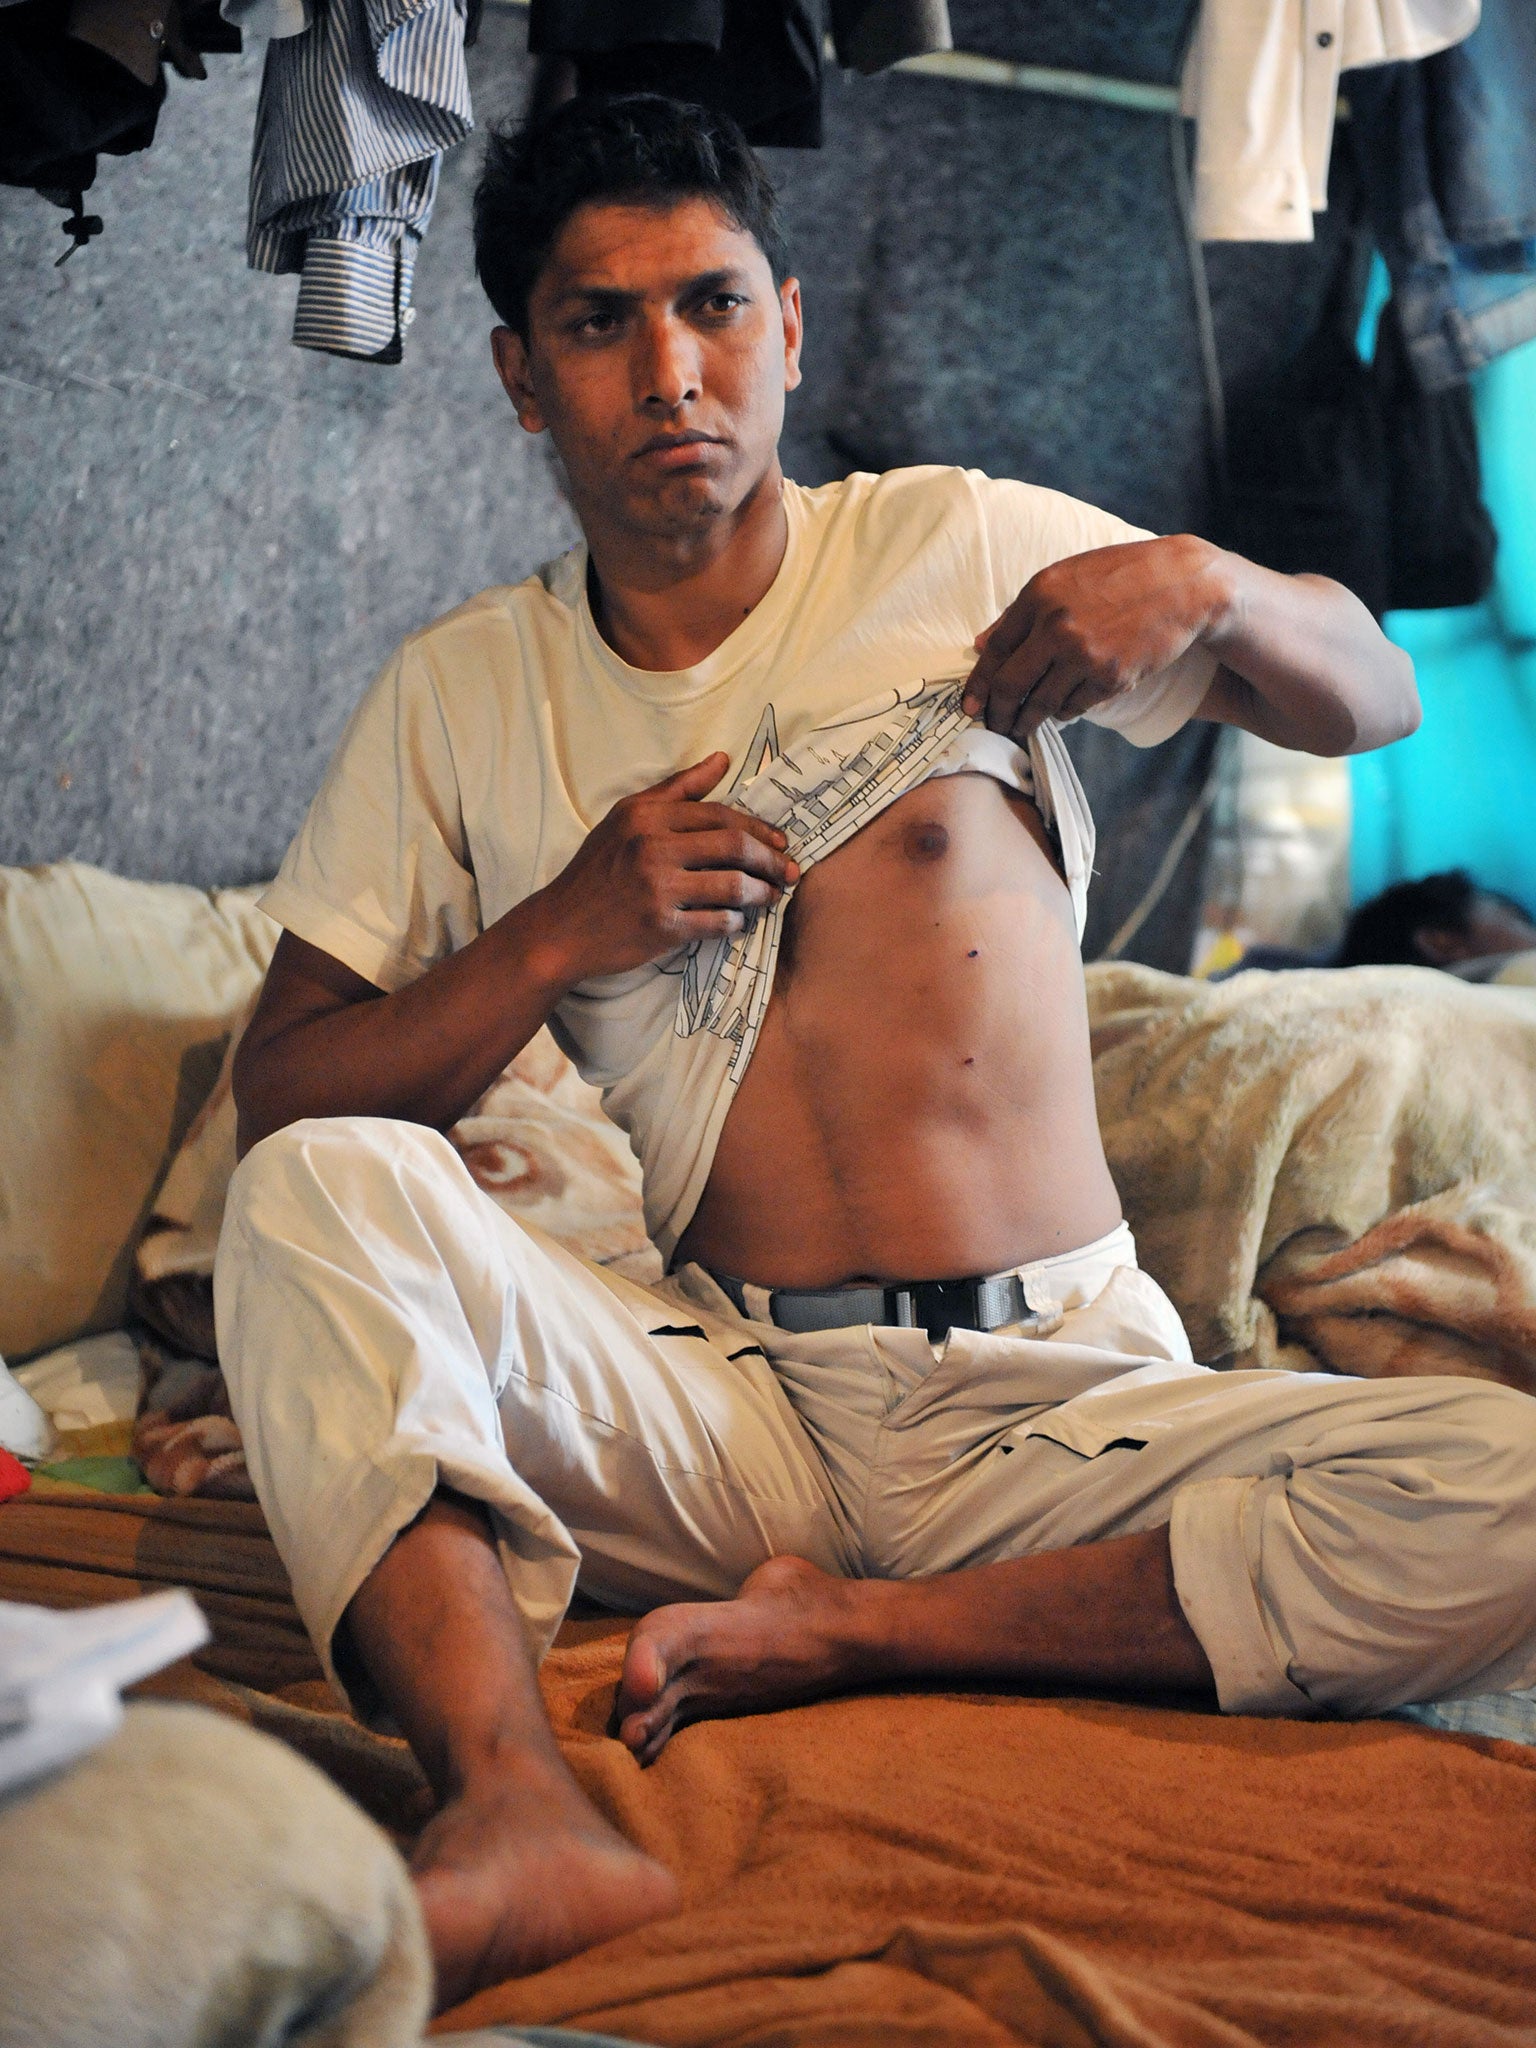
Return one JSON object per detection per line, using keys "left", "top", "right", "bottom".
{"left": 1089, "top": 964, "right": 1536, "bottom": 1391}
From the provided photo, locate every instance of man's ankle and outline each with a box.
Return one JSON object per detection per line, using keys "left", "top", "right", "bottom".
{"left": 444, "top": 1726, "right": 577, "bottom": 1804}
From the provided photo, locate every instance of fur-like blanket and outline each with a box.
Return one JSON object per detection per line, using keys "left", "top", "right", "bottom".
{"left": 1089, "top": 964, "right": 1536, "bottom": 1390}
{"left": 130, "top": 964, "right": 1536, "bottom": 1499}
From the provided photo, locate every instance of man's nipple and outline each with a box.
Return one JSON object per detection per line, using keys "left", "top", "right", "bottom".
{"left": 901, "top": 820, "right": 950, "bottom": 863}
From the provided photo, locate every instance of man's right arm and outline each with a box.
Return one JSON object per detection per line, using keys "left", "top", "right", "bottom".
{"left": 233, "top": 753, "right": 798, "bottom": 1159}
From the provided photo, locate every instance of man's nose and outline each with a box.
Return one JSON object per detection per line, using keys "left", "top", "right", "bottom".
{"left": 635, "top": 315, "right": 701, "bottom": 412}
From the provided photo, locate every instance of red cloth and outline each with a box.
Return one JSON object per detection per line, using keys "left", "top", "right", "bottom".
{"left": 0, "top": 1449, "right": 32, "bottom": 1502}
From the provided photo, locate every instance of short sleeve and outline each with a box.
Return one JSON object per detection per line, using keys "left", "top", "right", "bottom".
{"left": 973, "top": 472, "right": 1218, "bottom": 750}
{"left": 258, "top": 638, "right": 481, "bottom": 992}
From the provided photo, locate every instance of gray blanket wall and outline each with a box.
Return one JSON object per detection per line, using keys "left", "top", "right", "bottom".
{"left": 0, "top": 0, "right": 1345, "bottom": 970}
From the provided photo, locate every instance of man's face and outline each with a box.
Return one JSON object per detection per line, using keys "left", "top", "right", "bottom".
{"left": 492, "top": 195, "right": 802, "bottom": 547}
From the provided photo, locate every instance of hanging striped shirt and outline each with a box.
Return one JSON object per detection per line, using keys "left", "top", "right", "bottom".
{"left": 248, "top": 0, "right": 472, "bottom": 363}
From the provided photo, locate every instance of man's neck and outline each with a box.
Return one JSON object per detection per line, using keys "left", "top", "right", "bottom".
{"left": 584, "top": 465, "right": 789, "bottom": 674}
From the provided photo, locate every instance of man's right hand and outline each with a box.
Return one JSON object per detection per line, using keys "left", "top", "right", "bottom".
{"left": 532, "top": 753, "right": 800, "bottom": 984}
{"left": 234, "top": 758, "right": 796, "bottom": 1156}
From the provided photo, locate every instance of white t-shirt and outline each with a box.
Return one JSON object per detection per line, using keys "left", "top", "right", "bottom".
{"left": 263, "top": 465, "right": 1216, "bottom": 1258}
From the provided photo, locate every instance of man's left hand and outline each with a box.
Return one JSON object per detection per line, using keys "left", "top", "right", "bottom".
{"left": 962, "top": 533, "right": 1228, "bottom": 740}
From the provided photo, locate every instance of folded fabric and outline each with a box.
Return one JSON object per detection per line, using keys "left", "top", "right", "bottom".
{"left": 247, "top": 0, "right": 473, "bottom": 362}
{"left": 529, "top": 0, "right": 951, "bottom": 149}
{"left": 435, "top": 1620, "right": 1536, "bottom": 2044}
{"left": 13, "top": 1331, "right": 142, "bottom": 1438}
{"left": 0, "top": 1588, "right": 207, "bottom": 1796}
{"left": 1394, "top": 1686, "right": 1536, "bottom": 1743}
{"left": 32, "top": 1453, "right": 154, "bottom": 1494}
{"left": 1348, "top": 0, "right": 1536, "bottom": 390}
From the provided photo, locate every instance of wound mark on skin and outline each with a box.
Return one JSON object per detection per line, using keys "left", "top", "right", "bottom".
{"left": 967, "top": 949, "right": 979, "bottom": 958}
{"left": 901, "top": 820, "right": 950, "bottom": 863}
{"left": 963, "top": 1057, "right": 975, "bottom": 1065}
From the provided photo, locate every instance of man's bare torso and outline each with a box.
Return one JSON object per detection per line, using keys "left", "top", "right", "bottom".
{"left": 675, "top": 771, "right": 1123, "bottom": 1286}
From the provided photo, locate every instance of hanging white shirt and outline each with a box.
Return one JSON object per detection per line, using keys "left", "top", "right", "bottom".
{"left": 1182, "top": 0, "right": 1480, "bottom": 243}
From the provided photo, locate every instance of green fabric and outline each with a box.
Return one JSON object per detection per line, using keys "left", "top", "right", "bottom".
{"left": 31, "top": 1456, "right": 153, "bottom": 1496}
{"left": 1350, "top": 335, "right": 1536, "bottom": 912}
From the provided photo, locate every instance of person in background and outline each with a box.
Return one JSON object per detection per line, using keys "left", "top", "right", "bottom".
{"left": 1336, "top": 869, "right": 1536, "bottom": 972}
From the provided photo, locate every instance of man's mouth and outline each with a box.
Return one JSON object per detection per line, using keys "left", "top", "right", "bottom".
{"left": 633, "top": 432, "right": 723, "bottom": 466}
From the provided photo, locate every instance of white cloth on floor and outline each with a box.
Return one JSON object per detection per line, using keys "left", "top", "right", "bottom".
{"left": 0, "top": 1590, "right": 208, "bottom": 1797}
{"left": 12, "top": 1331, "right": 142, "bottom": 1436}
{"left": 216, "top": 1116, "right": 1536, "bottom": 1723}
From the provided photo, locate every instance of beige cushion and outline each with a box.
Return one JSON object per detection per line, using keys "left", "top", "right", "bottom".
{"left": 0, "top": 863, "right": 277, "bottom": 1361}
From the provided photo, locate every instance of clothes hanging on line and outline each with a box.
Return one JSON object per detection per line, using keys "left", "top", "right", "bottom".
{"left": 1180, "top": 0, "right": 1480, "bottom": 244}
{"left": 1213, "top": 143, "right": 1496, "bottom": 618}
{"left": 1346, "top": 0, "right": 1536, "bottom": 390}
{"left": 222, "top": 0, "right": 311, "bottom": 41}
{"left": 0, "top": 0, "right": 237, "bottom": 260}
{"left": 247, "top": 0, "right": 473, "bottom": 363}
{"left": 527, "top": 0, "right": 951, "bottom": 148}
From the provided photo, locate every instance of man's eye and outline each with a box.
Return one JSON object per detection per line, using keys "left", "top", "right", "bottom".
{"left": 702, "top": 293, "right": 746, "bottom": 315}
{"left": 574, "top": 312, "right": 619, "bottom": 337}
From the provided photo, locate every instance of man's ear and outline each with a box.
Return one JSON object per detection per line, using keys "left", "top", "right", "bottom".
{"left": 780, "top": 277, "right": 804, "bottom": 395}
{"left": 491, "top": 325, "right": 546, "bottom": 433}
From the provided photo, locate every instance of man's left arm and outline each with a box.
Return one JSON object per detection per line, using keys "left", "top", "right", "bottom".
{"left": 963, "top": 533, "right": 1420, "bottom": 757}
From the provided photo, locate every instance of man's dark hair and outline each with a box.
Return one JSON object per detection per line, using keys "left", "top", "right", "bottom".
{"left": 473, "top": 93, "right": 789, "bottom": 339}
{"left": 1336, "top": 869, "right": 1480, "bottom": 966}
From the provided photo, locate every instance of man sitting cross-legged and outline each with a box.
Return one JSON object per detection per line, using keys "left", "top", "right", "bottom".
{"left": 218, "top": 93, "right": 1536, "bottom": 2011}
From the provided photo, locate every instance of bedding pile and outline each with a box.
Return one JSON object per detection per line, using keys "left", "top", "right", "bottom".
{"left": 129, "top": 1007, "right": 658, "bottom": 1500}
{"left": 1089, "top": 962, "right": 1536, "bottom": 1389}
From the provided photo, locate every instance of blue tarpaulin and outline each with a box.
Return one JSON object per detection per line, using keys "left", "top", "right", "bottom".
{"left": 1350, "top": 335, "right": 1536, "bottom": 913}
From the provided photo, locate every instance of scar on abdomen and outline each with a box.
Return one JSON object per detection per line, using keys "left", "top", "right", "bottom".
{"left": 901, "top": 820, "right": 950, "bottom": 862}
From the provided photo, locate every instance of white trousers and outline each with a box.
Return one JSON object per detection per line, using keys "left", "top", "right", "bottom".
{"left": 215, "top": 1117, "right": 1536, "bottom": 1721}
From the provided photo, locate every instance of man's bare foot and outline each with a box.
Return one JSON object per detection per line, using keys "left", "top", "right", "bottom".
{"left": 615, "top": 1555, "right": 887, "bottom": 1766}
{"left": 411, "top": 1756, "right": 679, "bottom": 2011}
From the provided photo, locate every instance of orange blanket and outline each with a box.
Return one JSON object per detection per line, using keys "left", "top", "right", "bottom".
{"left": 4, "top": 1492, "right": 1534, "bottom": 2047}
{"left": 442, "top": 1625, "right": 1536, "bottom": 2046}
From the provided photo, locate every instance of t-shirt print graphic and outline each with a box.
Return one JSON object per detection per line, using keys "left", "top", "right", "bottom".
{"left": 676, "top": 678, "right": 977, "bottom": 1078}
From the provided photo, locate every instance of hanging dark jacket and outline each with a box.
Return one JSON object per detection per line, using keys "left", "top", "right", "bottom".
{"left": 527, "top": 0, "right": 951, "bottom": 147}
{"left": 0, "top": 0, "right": 165, "bottom": 207}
